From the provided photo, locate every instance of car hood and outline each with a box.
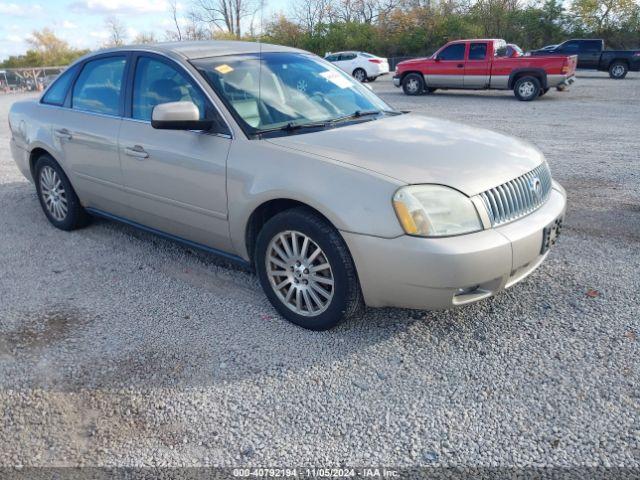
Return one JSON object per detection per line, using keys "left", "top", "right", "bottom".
{"left": 267, "top": 113, "right": 545, "bottom": 196}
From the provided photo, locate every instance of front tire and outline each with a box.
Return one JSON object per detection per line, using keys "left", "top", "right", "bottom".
{"left": 402, "top": 73, "right": 425, "bottom": 95}
{"left": 514, "top": 76, "right": 541, "bottom": 101}
{"left": 353, "top": 68, "right": 367, "bottom": 82}
{"left": 255, "top": 208, "right": 363, "bottom": 331}
{"left": 35, "top": 154, "right": 89, "bottom": 231}
{"left": 609, "top": 61, "right": 628, "bottom": 79}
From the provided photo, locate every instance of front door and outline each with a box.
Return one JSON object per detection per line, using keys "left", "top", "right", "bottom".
{"left": 464, "top": 42, "right": 490, "bottom": 88}
{"left": 118, "top": 54, "right": 233, "bottom": 251}
{"left": 427, "top": 43, "right": 466, "bottom": 88}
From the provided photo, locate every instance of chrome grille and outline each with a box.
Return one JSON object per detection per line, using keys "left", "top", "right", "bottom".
{"left": 479, "top": 163, "right": 552, "bottom": 226}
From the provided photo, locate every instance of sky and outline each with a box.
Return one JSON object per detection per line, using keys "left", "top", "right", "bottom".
{"left": 0, "top": 0, "right": 290, "bottom": 61}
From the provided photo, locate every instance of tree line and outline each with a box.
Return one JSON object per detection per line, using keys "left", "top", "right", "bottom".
{"left": 2, "top": 0, "right": 639, "bottom": 68}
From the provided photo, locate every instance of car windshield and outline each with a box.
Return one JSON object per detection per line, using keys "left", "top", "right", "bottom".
{"left": 193, "top": 52, "right": 395, "bottom": 137}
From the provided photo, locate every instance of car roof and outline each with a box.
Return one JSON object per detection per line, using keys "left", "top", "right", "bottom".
{"left": 91, "top": 40, "right": 306, "bottom": 60}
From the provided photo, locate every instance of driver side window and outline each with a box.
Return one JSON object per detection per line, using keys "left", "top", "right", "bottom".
{"left": 132, "top": 56, "right": 207, "bottom": 121}
{"left": 438, "top": 44, "right": 466, "bottom": 61}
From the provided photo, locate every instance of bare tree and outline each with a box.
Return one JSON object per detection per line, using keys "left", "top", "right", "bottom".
{"left": 104, "top": 16, "right": 127, "bottom": 47}
{"left": 332, "top": 0, "right": 400, "bottom": 23}
{"left": 292, "top": 0, "right": 333, "bottom": 32}
{"left": 168, "top": 0, "right": 183, "bottom": 40}
{"left": 134, "top": 32, "right": 158, "bottom": 44}
{"left": 191, "top": 0, "right": 260, "bottom": 37}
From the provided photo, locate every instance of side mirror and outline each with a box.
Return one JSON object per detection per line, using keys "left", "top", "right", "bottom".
{"left": 151, "top": 101, "right": 213, "bottom": 131}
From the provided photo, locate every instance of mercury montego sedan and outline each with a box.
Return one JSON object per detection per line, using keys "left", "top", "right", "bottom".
{"left": 9, "top": 41, "right": 566, "bottom": 330}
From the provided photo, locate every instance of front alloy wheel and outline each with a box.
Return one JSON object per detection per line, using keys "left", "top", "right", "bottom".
{"left": 255, "top": 208, "right": 362, "bottom": 330}
{"left": 265, "top": 230, "right": 334, "bottom": 317}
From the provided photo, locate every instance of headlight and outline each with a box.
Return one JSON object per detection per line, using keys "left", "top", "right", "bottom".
{"left": 392, "top": 185, "right": 482, "bottom": 237}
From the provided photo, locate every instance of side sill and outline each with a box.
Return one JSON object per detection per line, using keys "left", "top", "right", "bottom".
{"left": 85, "top": 207, "right": 251, "bottom": 269}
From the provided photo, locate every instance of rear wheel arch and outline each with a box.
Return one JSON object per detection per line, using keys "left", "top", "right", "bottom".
{"left": 29, "top": 147, "right": 55, "bottom": 180}
{"left": 509, "top": 69, "right": 547, "bottom": 90}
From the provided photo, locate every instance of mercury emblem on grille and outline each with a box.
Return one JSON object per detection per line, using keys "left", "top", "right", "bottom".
{"left": 530, "top": 177, "right": 542, "bottom": 200}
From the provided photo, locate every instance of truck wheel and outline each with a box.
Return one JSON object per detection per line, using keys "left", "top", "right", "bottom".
{"left": 609, "top": 61, "right": 628, "bottom": 79}
{"left": 514, "top": 76, "right": 541, "bottom": 101}
{"left": 402, "top": 73, "right": 424, "bottom": 95}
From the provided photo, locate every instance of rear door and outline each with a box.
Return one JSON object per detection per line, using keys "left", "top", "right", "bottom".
{"left": 117, "top": 52, "right": 233, "bottom": 251}
{"left": 334, "top": 52, "right": 358, "bottom": 75}
{"left": 59, "top": 54, "right": 129, "bottom": 212}
{"left": 463, "top": 42, "right": 490, "bottom": 88}
{"left": 579, "top": 40, "right": 602, "bottom": 68}
{"left": 427, "top": 43, "right": 466, "bottom": 87}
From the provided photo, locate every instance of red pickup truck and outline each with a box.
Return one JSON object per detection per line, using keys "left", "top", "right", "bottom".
{"left": 394, "top": 39, "right": 577, "bottom": 101}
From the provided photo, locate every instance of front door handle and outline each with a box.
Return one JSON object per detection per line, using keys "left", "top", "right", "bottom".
{"left": 124, "top": 145, "right": 149, "bottom": 159}
{"left": 54, "top": 128, "right": 72, "bottom": 140}
{"left": 457, "top": 64, "right": 464, "bottom": 68}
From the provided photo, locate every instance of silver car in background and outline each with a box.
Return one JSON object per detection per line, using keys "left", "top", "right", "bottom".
{"left": 9, "top": 41, "right": 566, "bottom": 330}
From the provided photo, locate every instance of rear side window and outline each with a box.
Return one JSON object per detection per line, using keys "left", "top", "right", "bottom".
{"left": 340, "top": 53, "right": 357, "bottom": 61}
{"left": 41, "top": 66, "right": 78, "bottom": 106}
{"left": 469, "top": 43, "right": 487, "bottom": 60}
{"left": 438, "top": 44, "right": 465, "bottom": 61}
{"left": 583, "top": 40, "right": 601, "bottom": 52}
{"left": 72, "top": 56, "right": 126, "bottom": 116}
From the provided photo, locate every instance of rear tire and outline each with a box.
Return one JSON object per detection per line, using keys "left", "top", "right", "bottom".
{"left": 514, "top": 76, "right": 541, "bottom": 101}
{"left": 255, "top": 207, "right": 363, "bottom": 331}
{"left": 353, "top": 68, "right": 367, "bottom": 82}
{"left": 34, "top": 154, "right": 89, "bottom": 231}
{"left": 609, "top": 61, "right": 628, "bottom": 79}
{"left": 402, "top": 73, "right": 425, "bottom": 96}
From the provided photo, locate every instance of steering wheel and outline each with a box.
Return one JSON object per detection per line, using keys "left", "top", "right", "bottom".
{"left": 311, "top": 91, "right": 340, "bottom": 115}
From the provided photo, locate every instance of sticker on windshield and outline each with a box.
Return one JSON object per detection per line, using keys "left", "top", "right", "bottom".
{"left": 319, "top": 70, "right": 352, "bottom": 89}
{"left": 215, "top": 64, "right": 234, "bottom": 74}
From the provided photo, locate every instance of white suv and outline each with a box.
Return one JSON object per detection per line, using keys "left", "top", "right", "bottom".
{"left": 324, "top": 51, "right": 390, "bottom": 82}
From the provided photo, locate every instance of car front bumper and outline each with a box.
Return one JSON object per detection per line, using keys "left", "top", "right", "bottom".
{"left": 393, "top": 75, "right": 401, "bottom": 87}
{"left": 342, "top": 182, "right": 567, "bottom": 310}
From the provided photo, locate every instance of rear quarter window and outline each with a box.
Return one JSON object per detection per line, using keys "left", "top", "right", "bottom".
{"left": 41, "top": 65, "right": 79, "bottom": 106}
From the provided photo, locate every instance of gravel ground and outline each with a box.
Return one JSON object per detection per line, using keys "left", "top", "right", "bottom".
{"left": 0, "top": 72, "right": 638, "bottom": 470}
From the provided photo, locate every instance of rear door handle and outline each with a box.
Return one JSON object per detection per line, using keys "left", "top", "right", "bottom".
{"left": 124, "top": 145, "right": 149, "bottom": 159}
{"left": 54, "top": 128, "right": 72, "bottom": 140}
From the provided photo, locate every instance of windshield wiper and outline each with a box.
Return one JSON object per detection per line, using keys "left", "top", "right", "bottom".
{"left": 256, "top": 121, "right": 329, "bottom": 136}
{"left": 330, "top": 110, "right": 381, "bottom": 124}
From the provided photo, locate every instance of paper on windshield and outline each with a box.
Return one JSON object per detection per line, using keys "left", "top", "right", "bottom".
{"left": 319, "top": 70, "right": 352, "bottom": 89}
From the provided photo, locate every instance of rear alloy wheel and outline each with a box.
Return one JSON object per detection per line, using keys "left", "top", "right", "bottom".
{"left": 609, "top": 61, "right": 628, "bottom": 79}
{"left": 514, "top": 76, "right": 541, "bottom": 101}
{"left": 353, "top": 68, "right": 367, "bottom": 82}
{"left": 255, "top": 208, "right": 362, "bottom": 330}
{"left": 402, "top": 73, "right": 425, "bottom": 95}
{"left": 35, "top": 154, "right": 89, "bottom": 231}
